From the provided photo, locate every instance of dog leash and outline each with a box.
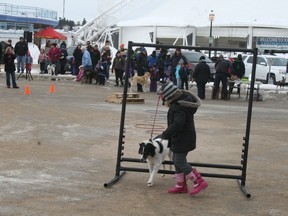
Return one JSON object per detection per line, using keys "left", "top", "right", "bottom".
{"left": 150, "top": 95, "right": 161, "bottom": 140}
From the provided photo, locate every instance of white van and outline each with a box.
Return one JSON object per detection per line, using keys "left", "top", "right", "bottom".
{"left": 242, "top": 54, "right": 288, "bottom": 84}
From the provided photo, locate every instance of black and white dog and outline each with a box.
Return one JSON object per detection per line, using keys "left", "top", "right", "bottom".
{"left": 138, "top": 136, "right": 171, "bottom": 187}
{"left": 47, "top": 64, "right": 56, "bottom": 76}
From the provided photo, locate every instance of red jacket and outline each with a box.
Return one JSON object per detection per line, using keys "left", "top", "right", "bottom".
{"left": 48, "top": 47, "right": 61, "bottom": 62}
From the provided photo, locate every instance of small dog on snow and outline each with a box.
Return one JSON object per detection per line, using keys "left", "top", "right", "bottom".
{"left": 276, "top": 77, "right": 286, "bottom": 89}
{"left": 130, "top": 72, "right": 150, "bottom": 93}
{"left": 47, "top": 64, "right": 56, "bottom": 76}
{"left": 138, "top": 136, "right": 171, "bottom": 187}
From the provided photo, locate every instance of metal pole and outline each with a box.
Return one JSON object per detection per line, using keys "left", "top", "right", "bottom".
{"left": 104, "top": 41, "right": 132, "bottom": 188}
{"left": 267, "top": 58, "right": 273, "bottom": 84}
{"left": 115, "top": 41, "right": 132, "bottom": 176}
{"left": 63, "top": 0, "right": 65, "bottom": 18}
{"left": 240, "top": 48, "right": 258, "bottom": 197}
{"left": 209, "top": 20, "right": 212, "bottom": 58}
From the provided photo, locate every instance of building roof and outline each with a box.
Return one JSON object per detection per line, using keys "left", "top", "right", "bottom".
{"left": 116, "top": 0, "right": 288, "bottom": 28}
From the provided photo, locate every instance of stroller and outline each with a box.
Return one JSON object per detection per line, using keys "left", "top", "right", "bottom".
{"left": 95, "top": 60, "right": 107, "bottom": 85}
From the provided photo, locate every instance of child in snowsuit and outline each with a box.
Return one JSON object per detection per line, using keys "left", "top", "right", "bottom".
{"left": 25, "top": 50, "right": 33, "bottom": 76}
{"left": 179, "top": 62, "right": 190, "bottom": 90}
{"left": 149, "top": 64, "right": 157, "bottom": 92}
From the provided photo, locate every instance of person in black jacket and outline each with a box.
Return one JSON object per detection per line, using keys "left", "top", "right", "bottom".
{"left": 136, "top": 48, "right": 148, "bottom": 92}
{"left": 193, "top": 56, "right": 211, "bottom": 99}
{"left": 229, "top": 54, "right": 245, "bottom": 94}
{"left": 160, "top": 82, "right": 208, "bottom": 196}
{"left": 232, "top": 54, "right": 245, "bottom": 79}
{"left": 91, "top": 44, "right": 101, "bottom": 70}
{"left": 112, "top": 51, "right": 125, "bottom": 86}
{"left": 14, "top": 37, "right": 28, "bottom": 73}
{"left": 73, "top": 44, "right": 83, "bottom": 76}
{"left": 212, "top": 54, "right": 232, "bottom": 100}
{"left": 59, "top": 47, "right": 68, "bottom": 74}
{"left": 156, "top": 48, "right": 167, "bottom": 83}
{"left": 4, "top": 47, "right": 19, "bottom": 88}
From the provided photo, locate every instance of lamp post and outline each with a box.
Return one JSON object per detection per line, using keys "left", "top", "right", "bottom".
{"left": 63, "top": 0, "right": 65, "bottom": 18}
{"left": 208, "top": 10, "right": 215, "bottom": 58}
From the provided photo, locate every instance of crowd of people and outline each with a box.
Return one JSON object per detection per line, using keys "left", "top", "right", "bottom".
{"left": 0, "top": 36, "right": 245, "bottom": 98}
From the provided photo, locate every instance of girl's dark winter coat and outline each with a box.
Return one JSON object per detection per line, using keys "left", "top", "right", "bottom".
{"left": 162, "top": 91, "right": 201, "bottom": 153}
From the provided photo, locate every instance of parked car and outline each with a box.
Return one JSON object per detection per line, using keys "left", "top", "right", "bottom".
{"left": 170, "top": 50, "right": 216, "bottom": 81}
{"left": 65, "top": 45, "right": 77, "bottom": 71}
{"left": 242, "top": 54, "right": 288, "bottom": 84}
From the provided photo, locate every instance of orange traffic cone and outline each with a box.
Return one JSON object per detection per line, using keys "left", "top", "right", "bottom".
{"left": 50, "top": 84, "right": 55, "bottom": 93}
{"left": 24, "top": 84, "right": 30, "bottom": 95}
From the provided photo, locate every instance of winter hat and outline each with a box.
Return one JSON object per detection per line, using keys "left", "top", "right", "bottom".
{"left": 141, "top": 48, "right": 146, "bottom": 52}
{"left": 199, "top": 56, "right": 205, "bottom": 61}
{"left": 160, "top": 82, "right": 178, "bottom": 101}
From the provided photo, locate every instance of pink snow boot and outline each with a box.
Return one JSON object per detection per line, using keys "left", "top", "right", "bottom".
{"left": 187, "top": 168, "right": 208, "bottom": 196}
{"left": 168, "top": 173, "right": 188, "bottom": 193}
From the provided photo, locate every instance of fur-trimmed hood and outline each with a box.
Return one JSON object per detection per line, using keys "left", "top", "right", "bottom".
{"left": 168, "top": 90, "right": 202, "bottom": 110}
{"left": 177, "top": 90, "right": 202, "bottom": 109}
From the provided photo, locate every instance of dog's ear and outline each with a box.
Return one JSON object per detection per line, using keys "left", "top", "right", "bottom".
{"left": 138, "top": 142, "right": 144, "bottom": 154}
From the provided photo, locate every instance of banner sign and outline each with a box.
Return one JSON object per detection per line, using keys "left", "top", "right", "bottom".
{"left": 256, "top": 37, "right": 288, "bottom": 50}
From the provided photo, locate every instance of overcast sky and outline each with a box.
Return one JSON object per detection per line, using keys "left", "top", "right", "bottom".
{"left": 4, "top": 0, "right": 288, "bottom": 27}
{"left": 4, "top": 0, "right": 102, "bottom": 22}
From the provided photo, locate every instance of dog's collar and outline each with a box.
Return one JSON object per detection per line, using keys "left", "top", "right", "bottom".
{"left": 155, "top": 140, "right": 163, "bottom": 154}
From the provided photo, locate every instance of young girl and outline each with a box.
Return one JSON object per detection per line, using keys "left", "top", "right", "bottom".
{"left": 149, "top": 65, "right": 157, "bottom": 92}
{"left": 4, "top": 47, "right": 19, "bottom": 88}
{"left": 76, "top": 65, "right": 85, "bottom": 82}
{"left": 112, "top": 51, "right": 125, "bottom": 86}
{"left": 160, "top": 82, "right": 208, "bottom": 196}
{"left": 25, "top": 50, "right": 33, "bottom": 76}
{"left": 175, "top": 59, "right": 183, "bottom": 89}
{"left": 38, "top": 48, "right": 47, "bottom": 74}
{"left": 98, "top": 60, "right": 107, "bottom": 86}
{"left": 179, "top": 62, "right": 190, "bottom": 90}
{"left": 164, "top": 53, "right": 172, "bottom": 83}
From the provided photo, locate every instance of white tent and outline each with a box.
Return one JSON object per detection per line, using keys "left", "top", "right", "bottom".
{"left": 113, "top": 0, "right": 288, "bottom": 51}
{"left": 116, "top": 0, "right": 288, "bottom": 27}
{"left": 76, "top": 0, "right": 288, "bottom": 51}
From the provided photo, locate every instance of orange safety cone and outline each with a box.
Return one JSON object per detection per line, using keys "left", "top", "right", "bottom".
{"left": 50, "top": 83, "right": 55, "bottom": 93}
{"left": 24, "top": 84, "right": 30, "bottom": 95}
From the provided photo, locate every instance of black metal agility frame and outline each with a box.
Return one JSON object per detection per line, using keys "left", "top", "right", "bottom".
{"left": 104, "top": 41, "right": 258, "bottom": 198}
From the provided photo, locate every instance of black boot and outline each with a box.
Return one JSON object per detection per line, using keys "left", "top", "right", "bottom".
{"left": 114, "top": 80, "right": 119, "bottom": 87}
{"left": 212, "top": 87, "right": 217, "bottom": 99}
